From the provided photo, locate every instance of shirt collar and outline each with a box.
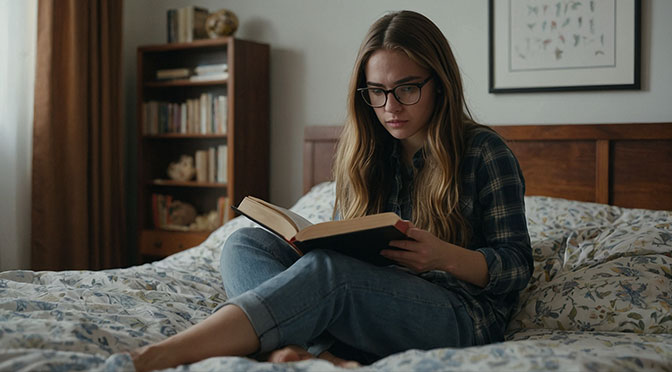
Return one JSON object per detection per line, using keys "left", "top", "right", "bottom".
{"left": 390, "top": 140, "right": 426, "bottom": 171}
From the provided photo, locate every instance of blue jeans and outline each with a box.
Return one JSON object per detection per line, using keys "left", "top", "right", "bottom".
{"left": 219, "top": 227, "right": 475, "bottom": 361}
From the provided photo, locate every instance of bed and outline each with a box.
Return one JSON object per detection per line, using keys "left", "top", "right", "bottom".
{"left": 2, "top": 123, "right": 671, "bottom": 371}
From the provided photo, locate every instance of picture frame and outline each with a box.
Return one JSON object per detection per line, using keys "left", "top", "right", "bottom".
{"left": 489, "top": 0, "right": 641, "bottom": 93}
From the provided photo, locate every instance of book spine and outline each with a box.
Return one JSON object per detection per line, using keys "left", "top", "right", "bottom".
{"left": 193, "top": 8, "right": 209, "bottom": 39}
{"left": 195, "top": 150, "right": 208, "bottom": 182}
{"left": 217, "top": 144, "right": 227, "bottom": 183}
{"left": 207, "top": 94, "right": 212, "bottom": 134}
{"left": 177, "top": 8, "right": 183, "bottom": 43}
{"left": 186, "top": 7, "right": 193, "bottom": 42}
{"left": 167, "top": 10, "right": 172, "bottom": 43}
{"left": 199, "top": 93, "right": 206, "bottom": 134}
{"left": 165, "top": 195, "right": 173, "bottom": 226}
{"left": 152, "top": 194, "right": 159, "bottom": 228}
{"left": 217, "top": 196, "right": 229, "bottom": 226}
{"left": 218, "top": 96, "right": 227, "bottom": 134}
{"left": 194, "top": 64, "right": 228, "bottom": 75}
{"left": 208, "top": 147, "right": 216, "bottom": 183}
{"left": 180, "top": 102, "right": 187, "bottom": 134}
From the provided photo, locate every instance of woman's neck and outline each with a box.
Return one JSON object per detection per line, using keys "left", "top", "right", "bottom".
{"left": 401, "top": 136, "right": 426, "bottom": 167}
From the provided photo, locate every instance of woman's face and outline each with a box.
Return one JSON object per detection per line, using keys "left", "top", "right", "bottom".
{"left": 364, "top": 49, "right": 436, "bottom": 153}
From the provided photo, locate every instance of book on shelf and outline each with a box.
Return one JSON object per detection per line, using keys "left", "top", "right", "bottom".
{"left": 167, "top": 6, "right": 209, "bottom": 43}
{"left": 152, "top": 193, "right": 175, "bottom": 229}
{"left": 208, "top": 147, "right": 216, "bottom": 183}
{"left": 156, "top": 68, "right": 191, "bottom": 80}
{"left": 193, "top": 146, "right": 226, "bottom": 184}
{"left": 217, "top": 145, "right": 227, "bottom": 183}
{"left": 217, "top": 196, "right": 230, "bottom": 226}
{"left": 232, "top": 196, "right": 410, "bottom": 266}
{"left": 195, "top": 150, "right": 208, "bottom": 182}
{"left": 194, "top": 63, "right": 228, "bottom": 75}
{"left": 142, "top": 94, "right": 227, "bottom": 135}
{"left": 189, "top": 72, "right": 229, "bottom": 82}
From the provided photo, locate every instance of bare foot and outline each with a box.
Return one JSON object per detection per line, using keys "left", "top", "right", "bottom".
{"left": 129, "top": 344, "right": 181, "bottom": 372}
{"left": 268, "top": 345, "right": 360, "bottom": 368}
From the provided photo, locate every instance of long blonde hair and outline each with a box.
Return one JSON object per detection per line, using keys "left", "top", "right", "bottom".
{"left": 334, "top": 10, "right": 484, "bottom": 246}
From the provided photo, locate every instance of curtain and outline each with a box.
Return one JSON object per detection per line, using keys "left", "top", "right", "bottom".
{"left": 32, "top": 0, "right": 125, "bottom": 270}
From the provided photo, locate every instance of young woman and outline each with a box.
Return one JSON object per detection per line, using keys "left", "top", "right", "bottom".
{"left": 131, "top": 10, "right": 532, "bottom": 371}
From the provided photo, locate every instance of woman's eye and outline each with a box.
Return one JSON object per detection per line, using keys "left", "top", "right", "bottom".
{"left": 369, "top": 88, "right": 384, "bottom": 95}
{"left": 399, "top": 86, "right": 415, "bottom": 93}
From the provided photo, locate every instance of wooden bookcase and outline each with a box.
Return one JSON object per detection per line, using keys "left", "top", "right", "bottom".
{"left": 136, "top": 38, "right": 269, "bottom": 261}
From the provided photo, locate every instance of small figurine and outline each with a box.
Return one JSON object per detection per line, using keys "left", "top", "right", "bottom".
{"left": 205, "top": 9, "right": 239, "bottom": 38}
{"left": 168, "top": 200, "right": 197, "bottom": 226}
{"left": 167, "top": 155, "right": 196, "bottom": 182}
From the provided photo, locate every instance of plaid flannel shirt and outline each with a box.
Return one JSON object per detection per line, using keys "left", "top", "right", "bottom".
{"left": 385, "top": 126, "right": 533, "bottom": 345}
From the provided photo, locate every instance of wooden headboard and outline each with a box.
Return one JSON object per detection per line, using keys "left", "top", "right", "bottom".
{"left": 303, "top": 123, "right": 672, "bottom": 211}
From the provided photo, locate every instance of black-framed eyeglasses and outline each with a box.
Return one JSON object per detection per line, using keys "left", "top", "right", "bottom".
{"left": 357, "top": 76, "right": 432, "bottom": 108}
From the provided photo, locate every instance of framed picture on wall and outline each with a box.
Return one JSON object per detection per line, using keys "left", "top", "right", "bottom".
{"left": 489, "top": 0, "right": 641, "bottom": 93}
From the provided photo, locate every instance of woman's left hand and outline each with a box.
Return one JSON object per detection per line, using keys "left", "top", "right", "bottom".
{"left": 381, "top": 222, "right": 456, "bottom": 273}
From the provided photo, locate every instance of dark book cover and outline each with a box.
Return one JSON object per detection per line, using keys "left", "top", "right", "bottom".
{"left": 292, "top": 224, "right": 407, "bottom": 266}
{"left": 232, "top": 205, "right": 408, "bottom": 266}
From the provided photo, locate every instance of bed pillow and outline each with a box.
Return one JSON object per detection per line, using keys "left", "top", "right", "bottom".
{"left": 510, "top": 196, "right": 672, "bottom": 334}
{"left": 287, "top": 181, "right": 335, "bottom": 223}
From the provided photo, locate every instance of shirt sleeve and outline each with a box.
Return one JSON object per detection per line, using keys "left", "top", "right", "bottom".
{"left": 471, "top": 135, "right": 533, "bottom": 296}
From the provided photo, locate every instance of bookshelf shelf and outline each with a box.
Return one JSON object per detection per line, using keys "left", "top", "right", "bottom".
{"left": 151, "top": 179, "right": 227, "bottom": 188}
{"left": 143, "top": 134, "right": 228, "bottom": 140}
{"left": 137, "top": 38, "right": 269, "bottom": 262}
{"left": 145, "top": 79, "right": 227, "bottom": 87}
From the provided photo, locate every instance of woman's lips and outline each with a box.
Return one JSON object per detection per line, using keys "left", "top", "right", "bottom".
{"left": 386, "top": 120, "right": 407, "bottom": 128}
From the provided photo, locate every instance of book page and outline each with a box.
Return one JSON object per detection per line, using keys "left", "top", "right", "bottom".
{"left": 237, "top": 197, "right": 297, "bottom": 240}
{"left": 246, "top": 197, "right": 313, "bottom": 231}
{"left": 295, "top": 212, "right": 403, "bottom": 241}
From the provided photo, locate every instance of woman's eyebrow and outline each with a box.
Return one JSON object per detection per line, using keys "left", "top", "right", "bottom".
{"left": 366, "top": 76, "right": 423, "bottom": 87}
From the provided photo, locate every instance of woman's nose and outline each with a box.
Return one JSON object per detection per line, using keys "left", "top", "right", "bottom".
{"left": 384, "top": 92, "right": 402, "bottom": 112}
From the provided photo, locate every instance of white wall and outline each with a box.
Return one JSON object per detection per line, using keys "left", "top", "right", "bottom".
{"left": 123, "top": 0, "right": 672, "bottom": 211}
{"left": 0, "top": 0, "right": 37, "bottom": 270}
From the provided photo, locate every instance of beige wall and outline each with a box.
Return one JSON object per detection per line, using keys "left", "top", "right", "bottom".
{"left": 123, "top": 0, "right": 672, "bottom": 210}
{"left": 1, "top": 1, "right": 670, "bottom": 270}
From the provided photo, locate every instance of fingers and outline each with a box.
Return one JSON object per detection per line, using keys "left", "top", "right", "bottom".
{"left": 405, "top": 227, "right": 433, "bottom": 242}
{"left": 389, "top": 228, "right": 429, "bottom": 251}
{"left": 388, "top": 239, "right": 413, "bottom": 251}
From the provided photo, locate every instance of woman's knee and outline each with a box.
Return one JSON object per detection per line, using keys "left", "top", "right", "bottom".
{"left": 220, "top": 227, "right": 298, "bottom": 272}
{"left": 220, "top": 228, "right": 263, "bottom": 269}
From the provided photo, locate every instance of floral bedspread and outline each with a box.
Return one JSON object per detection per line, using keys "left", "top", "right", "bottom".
{"left": 1, "top": 182, "right": 671, "bottom": 371}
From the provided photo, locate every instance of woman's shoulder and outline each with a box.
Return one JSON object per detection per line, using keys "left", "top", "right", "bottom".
{"left": 464, "top": 124, "right": 508, "bottom": 152}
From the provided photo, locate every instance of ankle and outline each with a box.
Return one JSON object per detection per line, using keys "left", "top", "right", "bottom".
{"left": 131, "top": 343, "right": 180, "bottom": 372}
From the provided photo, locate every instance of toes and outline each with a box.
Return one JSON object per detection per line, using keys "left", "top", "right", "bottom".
{"left": 337, "top": 360, "right": 361, "bottom": 369}
{"left": 268, "top": 349, "right": 299, "bottom": 362}
{"left": 268, "top": 346, "right": 312, "bottom": 363}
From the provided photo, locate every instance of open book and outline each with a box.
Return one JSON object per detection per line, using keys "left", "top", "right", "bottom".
{"left": 232, "top": 196, "right": 410, "bottom": 266}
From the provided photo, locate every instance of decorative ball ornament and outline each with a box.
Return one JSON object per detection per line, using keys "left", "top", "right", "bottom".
{"left": 205, "top": 9, "right": 239, "bottom": 38}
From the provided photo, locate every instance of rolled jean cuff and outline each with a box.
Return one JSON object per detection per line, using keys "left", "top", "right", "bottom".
{"left": 221, "top": 291, "right": 281, "bottom": 354}
{"left": 307, "top": 334, "right": 335, "bottom": 357}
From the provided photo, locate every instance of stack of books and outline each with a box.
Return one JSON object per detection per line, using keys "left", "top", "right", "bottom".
{"left": 194, "top": 144, "right": 227, "bottom": 184}
{"left": 167, "top": 6, "right": 209, "bottom": 43}
{"left": 156, "top": 68, "right": 191, "bottom": 80}
{"left": 190, "top": 63, "right": 229, "bottom": 82}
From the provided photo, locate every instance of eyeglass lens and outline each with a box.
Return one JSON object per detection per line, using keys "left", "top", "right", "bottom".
{"left": 363, "top": 85, "right": 421, "bottom": 107}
